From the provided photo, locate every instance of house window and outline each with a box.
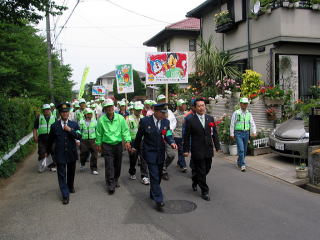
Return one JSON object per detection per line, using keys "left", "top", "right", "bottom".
{"left": 166, "top": 41, "right": 170, "bottom": 52}
{"left": 160, "top": 44, "right": 164, "bottom": 52}
{"left": 189, "top": 39, "right": 196, "bottom": 51}
{"left": 299, "top": 56, "right": 320, "bottom": 98}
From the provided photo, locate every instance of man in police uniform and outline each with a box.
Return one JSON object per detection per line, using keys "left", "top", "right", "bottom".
{"left": 133, "top": 103, "right": 177, "bottom": 210}
{"left": 230, "top": 98, "right": 257, "bottom": 172}
{"left": 47, "top": 103, "right": 82, "bottom": 205}
{"left": 33, "top": 104, "right": 57, "bottom": 172}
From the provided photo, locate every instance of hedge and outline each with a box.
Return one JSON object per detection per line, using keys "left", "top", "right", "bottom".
{"left": 0, "top": 95, "right": 41, "bottom": 157}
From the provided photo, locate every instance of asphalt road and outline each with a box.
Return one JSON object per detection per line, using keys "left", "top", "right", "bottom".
{"left": 0, "top": 151, "right": 320, "bottom": 240}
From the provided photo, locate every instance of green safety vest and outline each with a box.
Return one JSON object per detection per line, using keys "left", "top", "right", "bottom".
{"left": 52, "top": 109, "right": 57, "bottom": 119}
{"left": 235, "top": 109, "right": 251, "bottom": 131}
{"left": 37, "top": 114, "right": 56, "bottom": 135}
{"left": 80, "top": 119, "right": 97, "bottom": 139}
{"left": 76, "top": 110, "right": 85, "bottom": 122}
{"left": 127, "top": 115, "right": 143, "bottom": 140}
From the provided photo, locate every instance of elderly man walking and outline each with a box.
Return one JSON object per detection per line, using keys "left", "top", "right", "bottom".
{"left": 96, "top": 98, "right": 131, "bottom": 194}
{"left": 230, "top": 98, "right": 257, "bottom": 172}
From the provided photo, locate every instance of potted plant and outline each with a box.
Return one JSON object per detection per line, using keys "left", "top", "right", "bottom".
{"left": 289, "top": 0, "right": 295, "bottom": 8}
{"left": 232, "top": 83, "right": 241, "bottom": 99}
{"left": 249, "top": 92, "right": 259, "bottom": 104}
{"left": 296, "top": 163, "right": 308, "bottom": 179}
{"left": 266, "top": 107, "right": 278, "bottom": 121}
{"left": 214, "top": 10, "right": 232, "bottom": 26}
{"left": 229, "top": 138, "right": 238, "bottom": 156}
{"left": 264, "top": 85, "right": 285, "bottom": 105}
{"left": 311, "top": 0, "right": 320, "bottom": 10}
{"left": 241, "top": 69, "right": 264, "bottom": 102}
{"left": 217, "top": 114, "right": 231, "bottom": 154}
{"left": 282, "top": 0, "right": 290, "bottom": 7}
{"left": 261, "top": 0, "right": 273, "bottom": 13}
{"left": 216, "top": 77, "right": 239, "bottom": 98}
{"left": 248, "top": 130, "right": 272, "bottom": 156}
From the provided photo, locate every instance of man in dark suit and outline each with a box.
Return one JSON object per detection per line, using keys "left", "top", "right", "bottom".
{"left": 133, "top": 103, "right": 177, "bottom": 210}
{"left": 183, "top": 98, "right": 220, "bottom": 201}
{"left": 47, "top": 103, "right": 82, "bottom": 205}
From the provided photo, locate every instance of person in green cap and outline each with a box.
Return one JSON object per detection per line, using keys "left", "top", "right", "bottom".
{"left": 33, "top": 104, "right": 57, "bottom": 172}
{"left": 76, "top": 98, "right": 86, "bottom": 123}
{"left": 174, "top": 99, "right": 188, "bottom": 172}
{"left": 117, "top": 101, "right": 129, "bottom": 118}
{"left": 79, "top": 108, "right": 99, "bottom": 175}
{"left": 96, "top": 98, "right": 132, "bottom": 194}
{"left": 126, "top": 101, "right": 150, "bottom": 185}
{"left": 230, "top": 97, "right": 257, "bottom": 172}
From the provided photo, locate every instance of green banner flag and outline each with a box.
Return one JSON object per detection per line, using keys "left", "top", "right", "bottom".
{"left": 78, "top": 66, "right": 90, "bottom": 99}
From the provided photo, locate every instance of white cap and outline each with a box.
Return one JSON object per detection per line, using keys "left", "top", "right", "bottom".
{"left": 157, "top": 94, "right": 166, "bottom": 101}
{"left": 240, "top": 97, "right": 249, "bottom": 104}
{"left": 42, "top": 104, "right": 51, "bottom": 110}
{"left": 103, "top": 98, "right": 114, "bottom": 107}
{"left": 134, "top": 102, "right": 144, "bottom": 110}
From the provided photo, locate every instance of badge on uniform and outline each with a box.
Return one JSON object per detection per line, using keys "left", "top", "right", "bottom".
{"left": 148, "top": 126, "right": 151, "bottom": 129}
{"left": 164, "top": 126, "right": 167, "bottom": 130}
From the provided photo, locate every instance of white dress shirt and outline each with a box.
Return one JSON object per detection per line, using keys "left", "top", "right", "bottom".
{"left": 153, "top": 115, "right": 161, "bottom": 130}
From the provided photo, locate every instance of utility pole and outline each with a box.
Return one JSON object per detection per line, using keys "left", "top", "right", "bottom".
{"left": 46, "top": 9, "right": 54, "bottom": 102}
{"left": 60, "top": 43, "right": 64, "bottom": 63}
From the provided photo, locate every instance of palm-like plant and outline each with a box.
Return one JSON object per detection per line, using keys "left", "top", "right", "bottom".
{"left": 194, "top": 36, "right": 241, "bottom": 93}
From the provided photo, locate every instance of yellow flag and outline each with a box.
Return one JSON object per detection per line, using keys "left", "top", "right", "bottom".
{"left": 78, "top": 66, "right": 90, "bottom": 99}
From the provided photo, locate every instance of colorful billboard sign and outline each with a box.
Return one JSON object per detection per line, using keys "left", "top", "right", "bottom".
{"left": 92, "top": 85, "right": 106, "bottom": 96}
{"left": 115, "top": 64, "right": 134, "bottom": 94}
{"left": 146, "top": 52, "right": 188, "bottom": 84}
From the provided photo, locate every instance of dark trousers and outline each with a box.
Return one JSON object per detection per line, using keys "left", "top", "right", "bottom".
{"left": 38, "top": 136, "right": 56, "bottom": 168}
{"left": 128, "top": 141, "right": 148, "bottom": 178}
{"left": 192, "top": 157, "right": 212, "bottom": 195}
{"left": 148, "top": 162, "right": 164, "bottom": 203}
{"left": 80, "top": 139, "right": 98, "bottom": 170}
{"left": 56, "top": 161, "right": 76, "bottom": 198}
{"left": 102, "top": 143, "right": 123, "bottom": 188}
{"left": 174, "top": 137, "right": 186, "bottom": 168}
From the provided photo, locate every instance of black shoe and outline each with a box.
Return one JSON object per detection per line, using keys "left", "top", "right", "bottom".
{"left": 108, "top": 188, "right": 115, "bottom": 194}
{"left": 69, "top": 187, "right": 75, "bottom": 193}
{"left": 201, "top": 194, "right": 210, "bottom": 201}
{"left": 156, "top": 201, "right": 165, "bottom": 211}
{"left": 62, "top": 197, "right": 69, "bottom": 205}
{"left": 192, "top": 183, "right": 197, "bottom": 192}
{"left": 162, "top": 173, "right": 169, "bottom": 181}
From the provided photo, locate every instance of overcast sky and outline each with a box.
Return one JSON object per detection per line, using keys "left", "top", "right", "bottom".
{"left": 36, "top": 0, "right": 205, "bottom": 90}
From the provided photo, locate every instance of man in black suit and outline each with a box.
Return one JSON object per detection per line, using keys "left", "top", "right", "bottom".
{"left": 47, "top": 103, "right": 82, "bottom": 205}
{"left": 183, "top": 99, "right": 220, "bottom": 201}
{"left": 133, "top": 103, "right": 177, "bottom": 210}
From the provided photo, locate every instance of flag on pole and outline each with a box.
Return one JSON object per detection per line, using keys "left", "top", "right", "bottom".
{"left": 78, "top": 66, "right": 90, "bottom": 99}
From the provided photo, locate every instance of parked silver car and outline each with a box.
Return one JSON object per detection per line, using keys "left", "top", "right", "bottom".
{"left": 269, "top": 116, "right": 309, "bottom": 159}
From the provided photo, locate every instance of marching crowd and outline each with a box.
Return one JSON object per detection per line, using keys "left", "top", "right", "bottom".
{"left": 33, "top": 95, "right": 256, "bottom": 209}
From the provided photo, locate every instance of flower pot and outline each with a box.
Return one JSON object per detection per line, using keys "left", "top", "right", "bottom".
{"left": 294, "top": 1, "right": 300, "bottom": 8}
{"left": 209, "top": 100, "right": 216, "bottom": 105}
{"left": 289, "top": 3, "right": 294, "bottom": 8}
{"left": 232, "top": 92, "right": 241, "bottom": 99}
{"left": 266, "top": 8, "right": 272, "bottom": 14}
{"left": 267, "top": 115, "right": 277, "bottom": 121}
{"left": 225, "top": 94, "right": 231, "bottom": 99}
{"left": 296, "top": 168, "right": 308, "bottom": 179}
{"left": 221, "top": 143, "right": 229, "bottom": 154}
{"left": 229, "top": 145, "right": 238, "bottom": 156}
{"left": 304, "top": 126, "right": 309, "bottom": 133}
{"left": 282, "top": 1, "right": 290, "bottom": 7}
{"left": 250, "top": 96, "right": 260, "bottom": 104}
{"left": 312, "top": 4, "right": 319, "bottom": 10}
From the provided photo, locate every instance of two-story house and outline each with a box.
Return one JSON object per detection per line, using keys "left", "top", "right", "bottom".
{"left": 187, "top": 0, "right": 320, "bottom": 100}
{"left": 143, "top": 17, "right": 201, "bottom": 76}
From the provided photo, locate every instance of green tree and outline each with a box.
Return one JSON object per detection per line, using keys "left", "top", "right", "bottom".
{"left": 0, "top": 0, "right": 67, "bottom": 24}
{"left": 82, "top": 82, "right": 94, "bottom": 102}
{"left": 113, "top": 70, "right": 146, "bottom": 101}
{"left": 0, "top": 22, "right": 73, "bottom": 102}
{"left": 158, "top": 84, "right": 179, "bottom": 95}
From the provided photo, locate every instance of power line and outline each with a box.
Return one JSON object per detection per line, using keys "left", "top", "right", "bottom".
{"left": 63, "top": 24, "right": 163, "bottom": 29}
{"left": 53, "top": 0, "right": 80, "bottom": 45}
{"left": 53, "top": 0, "right": 68, "bottom": 33}
{"left": 104, "top": 0, "right": 170, "bottom": 24}
{"left": 62, "top": 43, "right": 146, "bottom": 49}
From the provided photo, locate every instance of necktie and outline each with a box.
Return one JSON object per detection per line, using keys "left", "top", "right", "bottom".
{"left": 63, "top": 121, "right": 67, "bottom": 128}
{"left": 156, "top": 120, "right": 160, "bottom": 130}
{"left": 200, "top": 115, "right": 205, "bottom": 128}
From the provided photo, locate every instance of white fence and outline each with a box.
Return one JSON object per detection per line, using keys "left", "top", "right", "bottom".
{"left": 0, "top": 132, "right": 33, "bottom": 166}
